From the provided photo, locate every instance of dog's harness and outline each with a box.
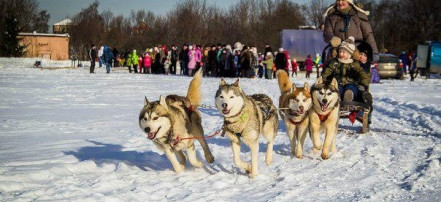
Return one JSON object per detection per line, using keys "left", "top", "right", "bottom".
{"left": 289, "top": 115, "right": 308, "bottom": 125}
{"left": 314, "top": 104, "right": 338, "bottom": 122}
{"left": 224, "top": 111, "right": 249, "bottom": 138}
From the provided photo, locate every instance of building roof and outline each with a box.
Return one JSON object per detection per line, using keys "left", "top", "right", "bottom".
{"left": 19, "top": 32, "right": 70, "bottom": 38}
{"left": 54, "top": 19, "right": 72, "bottom": 26}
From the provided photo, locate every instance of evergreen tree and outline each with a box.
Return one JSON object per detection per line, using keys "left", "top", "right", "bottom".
{"left": 1, "top": 15, "right": 26, "bottom": 57}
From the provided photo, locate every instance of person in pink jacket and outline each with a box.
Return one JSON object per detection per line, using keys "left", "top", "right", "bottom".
{"left": 188, "top": 45, "right": 197, "bottom": 76}
{"left": 195, "top": 45, "right": 202, "bottom": 72}
{"left": 143, "top": 52, "right": 152, "bottom": 74}
{"left": 304, "top": 54, "right": 313, "bottom": 78}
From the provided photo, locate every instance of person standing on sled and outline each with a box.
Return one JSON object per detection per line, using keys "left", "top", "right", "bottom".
{"left": 321, "top": 37, "right": 371, "bottom": 121}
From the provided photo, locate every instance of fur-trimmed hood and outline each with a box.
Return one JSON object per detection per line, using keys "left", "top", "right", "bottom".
{"left": 323, "top": 2, "right": 369, "bottom": 19}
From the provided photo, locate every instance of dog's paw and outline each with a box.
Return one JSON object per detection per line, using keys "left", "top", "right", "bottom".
{"left": 321, "top": 152, "right": 330, "bottom": 160}
{"left": 192, "top": 161, "right": 204, "bottom": 168}
{"left": 295, "top": 151, "right": 303, "bottom": 159}
{"left": 313, "top": 144, "right": 322, "bottom": 151}
{"left": 265, "top": 156, "right": 273, "bottom": 166}
{"left": 205, "top": 155, "right": 215, "bottom": 164}
{"left": 175, "top": 165, "right": 185, "bottom": 173}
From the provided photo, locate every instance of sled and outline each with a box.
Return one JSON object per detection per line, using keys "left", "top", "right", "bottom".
{"left": 339, "top": 101, "right": 370, "bottom": 133}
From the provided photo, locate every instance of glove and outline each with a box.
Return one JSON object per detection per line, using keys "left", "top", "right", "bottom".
{"left": 372, "top": 53, "right": 380, "bottom": 63}
{"left": 358, "top": 85, "right": 366, "bottom": 92}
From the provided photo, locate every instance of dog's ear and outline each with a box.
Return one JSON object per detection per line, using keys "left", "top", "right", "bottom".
{"left": 304, "top": 82, "right": 310, "bottom": 92}
{"left": 159, "top": 96, "right": 168, "bottom": 110}
{"left": 233, "top": 78, "right": 240, "bottom": 87}
{"left": 144, "top": 96, "right": 150, "bottom": 106}
{"left": 315, "top": 77, "right": 323, "bottom": 85}
{"left": 290, "top": 83, "right": 296, "bottom": 93}
{"left": 331, "top": 78, "right": 339, "bottom": 89}
{"left": 220, "top": 78, "right": 227, "bottom": 86}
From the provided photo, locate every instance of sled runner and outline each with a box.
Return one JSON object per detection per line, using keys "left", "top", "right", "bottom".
{"left": 339, "top": 101, "right": 370, "bottom": 133}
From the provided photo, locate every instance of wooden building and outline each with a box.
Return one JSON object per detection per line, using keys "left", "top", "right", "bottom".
{"left": 18, "top": 32, "right": 70, "bottom": 60}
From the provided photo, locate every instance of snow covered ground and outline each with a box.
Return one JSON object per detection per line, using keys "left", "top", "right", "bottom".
{"left": 0, "top": 58, "right": 440, "bottom": 201}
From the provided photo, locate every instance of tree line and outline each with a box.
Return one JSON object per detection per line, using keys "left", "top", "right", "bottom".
{"left": 1, "top": 0, "right": 440, "bottom": 59}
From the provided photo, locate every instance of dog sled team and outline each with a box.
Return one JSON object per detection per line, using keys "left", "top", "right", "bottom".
{"left": 139, "top": 35, "right": 375, "bottom": 178}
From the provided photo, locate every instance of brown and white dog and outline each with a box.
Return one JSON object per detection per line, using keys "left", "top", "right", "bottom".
{"left": 276, "top": 70, "right": 312, "bottom": 158}
{"left": 139, "top": 68, "right": 214, "bottom": 173}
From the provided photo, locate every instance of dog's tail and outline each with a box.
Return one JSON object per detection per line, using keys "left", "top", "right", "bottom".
{"left": 276, "top": 70, "right": 291, "bottom": 94}
{"left": 186, "top": 68, "right": 203, "bottom": 107}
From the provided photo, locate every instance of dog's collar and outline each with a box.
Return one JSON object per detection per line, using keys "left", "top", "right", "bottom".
{"left": 313, "top": 104, "right": 338, "bottom": 122}
{"left": 288, "top": 114, "right": 308, "bottom": 125}
{"left": 224, "top": 106, "right": 247, "bottom": 125}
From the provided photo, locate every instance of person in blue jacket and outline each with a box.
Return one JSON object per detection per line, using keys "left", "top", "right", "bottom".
{"left": 399, "top": 51, "right": 408, "bottom": 75}
{"left": 103, "top": 45, "right": 114, "bottom": 74}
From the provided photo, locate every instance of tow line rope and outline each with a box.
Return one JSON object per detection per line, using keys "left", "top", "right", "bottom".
{"left": 172, "top": 127, "right": 224, "bottom": 146}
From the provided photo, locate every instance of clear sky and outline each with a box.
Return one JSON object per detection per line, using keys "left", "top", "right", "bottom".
{"left": 38, "top": 0, "right": 308, "bottom": 31}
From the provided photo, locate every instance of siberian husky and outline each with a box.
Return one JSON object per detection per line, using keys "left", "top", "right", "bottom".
{"left": 215, "top": 78, "right": 278, "bottom": 177}
{"left": 309, "top": 77, "right": 340, "bottom": 159}
{"left": 139, "top": 68, "right": 214, "bottom": 173}
{"left": 276, "top": 70, "right": 312, "bottom": 158}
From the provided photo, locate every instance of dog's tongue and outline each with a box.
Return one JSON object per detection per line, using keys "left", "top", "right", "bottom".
{"left": 222, "top": 109, "right": 230, "bottom": 114}
{"left": 321, "top": 104, "right": 327, "bottom": 111}
{"left": 147, "top": 132, "right": 155, "bottom": 139}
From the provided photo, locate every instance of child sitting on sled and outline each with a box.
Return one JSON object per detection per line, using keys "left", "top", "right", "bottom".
{"left": 322, "top": 36, "right": 373, "bottom": 125}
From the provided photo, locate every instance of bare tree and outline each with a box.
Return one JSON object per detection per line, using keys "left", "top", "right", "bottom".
{"left": 305, "top": 0, "right": 332, "bottom": 29}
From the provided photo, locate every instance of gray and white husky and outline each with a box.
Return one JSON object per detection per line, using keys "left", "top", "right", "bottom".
{"left": 309, "top": 77, "right": 340, "bottom": 160}
{"left": 215, "top": 78, "right": 278, "bottom": 177}
{"left": 139, "top": 69, "right": 214, "bottom": 173}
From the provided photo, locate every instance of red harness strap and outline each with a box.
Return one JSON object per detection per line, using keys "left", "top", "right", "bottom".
{"left": 189, "top": 105, "right": 195, "bottom": 112}
{"left": 289, "top": 115, "right": 307, "bottom": 125}
{"left": 318, "top": 113, "right": 330, "bottom": 122}
{"left": 173, "top": 130, "right": 221, "bottom": 146}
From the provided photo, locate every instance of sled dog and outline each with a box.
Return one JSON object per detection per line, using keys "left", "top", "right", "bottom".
{"left": 215, "top": 78, "right": 278, "bottom": 177}
{"left": 309, "top": 77, "right": 340, "bottom": 159}
{"left": 276, "top": 70, "right": 312, "bottom": 158}
{"left": 139, "top": 68, "right": 214, "bottom": 173}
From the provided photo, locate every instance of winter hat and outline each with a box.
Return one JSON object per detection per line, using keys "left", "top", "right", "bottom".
{"left": 357, "top": 41, "right": 373, "bottom": 61}
{"left": 307, "top": 55, "right": 311, "bottom": 59}
{"left": 339, "top": 36, "right": 356, "bottom": 56}
{"left": 324, "top": 0, "right": 370, "bottom": 18}
{"left": 279, "top": 48, "right": 284, "bottom": 52}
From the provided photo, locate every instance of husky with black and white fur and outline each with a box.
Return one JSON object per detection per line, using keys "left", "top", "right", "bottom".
{"left": 309, "top": 77, "right": 340, "bottom": 160}
{"left": 215, "top": 78, "right": 278, "bottom": 178}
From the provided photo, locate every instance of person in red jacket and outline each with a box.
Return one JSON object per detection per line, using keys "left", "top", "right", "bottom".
{"left": 304, "top": 55, "right": 313, "bottom": 78}
{"left": 291, "top": 58, "right": 298, "bottom": 77}
{"left": 143, "top": 52, "right": 152, "bottom": 74}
